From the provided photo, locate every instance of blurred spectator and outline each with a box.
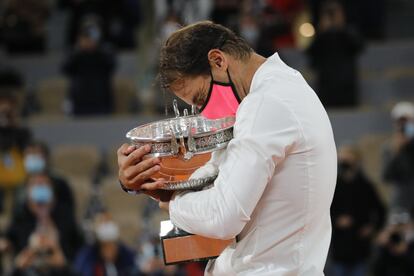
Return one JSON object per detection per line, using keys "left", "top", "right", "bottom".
{"left": 372, "top": 212, "right": 414, "bottom": 276}
{"left": 180, "top": 0, "right": 212, "bottom": 24}
{"left": 310, "top": 0, "right": 386, "bottom": 41}
{"left": 267, "top": 0, "right": 303, "bottom": 48}
{"left": 17, "top": 140, "right": 75, "bottom": 217}
{"left": 62, "top": 17, "right": 116, "bottom": 116}
{"left": 0, "top": 0, "right": 50, "bottom": 54}
{"left": 0, "top": 65, "right": 24, "bottom": 89}
{"left": 330, "top": 145, "right": 386, "bottom": 276}
{"left": 383, "top": 102, "right": 414, "bottom": 214}
{"left": 0, "top": 94, "right": 31, "bottom": 212}
{"left": 6, "top": 173, "right": 83, "bottom": 261}
{"left": 61, "top": 0, "right": 141, "bottom": 49}
{"left": 239, "top": 14, "right": 259, "bottom": 49}
{"left": 160, "top": 11, "right": 181, "bottom": 42}
{"left": 306, "top": 0, "right": 363, "bottom": 108}
{"left": 74, "top": 211, "right": 138, "bottom": 276}
{"left": 210, "top": 0, "right": 240, "bottom": 30}
{"left": 10, "top": 226, "right": 73, "bottom": 276}
{"left": 137, "top": 234, "right": 185, "bottom": 276}
{"left": 255, "top": 0, "right": 303, "bottom": 56}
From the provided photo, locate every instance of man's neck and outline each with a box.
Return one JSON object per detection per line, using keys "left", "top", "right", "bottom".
{"left": 233, "top": 53, "right": 267, "bottom": 100}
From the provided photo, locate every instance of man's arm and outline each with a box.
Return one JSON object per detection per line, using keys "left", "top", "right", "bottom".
{"left": 169, "top": 93, "right": 301, "bottom": 239}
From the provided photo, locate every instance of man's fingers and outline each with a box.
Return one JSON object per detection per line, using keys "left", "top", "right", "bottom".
{"left": 159, "top": 201, "right": 170, "bottom": 211}
{"left": 135, "top": 157, "right": 161, "bottom": 174}
{"left": 123, "top": 157, "right": 160, "bottom": 181}
{"left": 117, "top": 143, "right": 131, "bottom": 155}
{"left": 140, "top": 179, "right": 166, "bottom": 190}
{"left": 130, "top": 165, "right": 162, "bottom": 186}
{"left": 123, "top": 145, "right": 152, "bottom": 167}
{"left": 123, "top": 145, "right": 136, "bottom": 155}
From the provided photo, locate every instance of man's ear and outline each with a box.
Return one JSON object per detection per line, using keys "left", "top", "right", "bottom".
{"left": 207, "top": 49, "right": 228, "bottom": 71}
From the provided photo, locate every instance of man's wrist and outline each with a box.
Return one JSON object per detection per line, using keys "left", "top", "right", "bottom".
{"left": 118, "top": 180, "right": 141, "bottom": 195}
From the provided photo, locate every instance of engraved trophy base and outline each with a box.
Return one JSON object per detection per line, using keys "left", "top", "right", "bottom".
{"left": 160, "top": 220, "right": 235, "bottom": 265}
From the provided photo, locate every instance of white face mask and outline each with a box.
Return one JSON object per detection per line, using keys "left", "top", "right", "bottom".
{"left": 240, "top": 25, "right": 259, "bottom": 46}
{"left": 96, "top": 222, "right": 119, "bottom": 242}
{"left": 405, "top": 121, "right": 414, "bottom": 138}
{"left": 24, "top": 154, "right": 46, "bottom": 173}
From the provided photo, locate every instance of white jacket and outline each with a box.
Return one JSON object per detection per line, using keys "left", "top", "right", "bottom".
{"left": 169, "top": 53, "right": 337, "bottom": 275}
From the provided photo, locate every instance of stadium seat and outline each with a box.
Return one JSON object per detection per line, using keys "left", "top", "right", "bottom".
{"left": 113, "top": 77, "right": 139, "bottom": 114}
{"left": 106, "top": 146, "right": 119, "bottom": 175}
{"left": 100, "top": 176, "right": 146, "bottom": 244}
{"left": 36, "top": 78, "right": 67, "bottom": 115}
{"left": 51, "top": 144, "right": 100, "bottom": 177}
{"left": 66, "top": 176, "right": 93, "bottom": 221}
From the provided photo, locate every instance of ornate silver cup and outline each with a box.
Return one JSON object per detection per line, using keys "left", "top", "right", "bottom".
{"left": 126, "top": 114, "right": 235, "bottom": 191}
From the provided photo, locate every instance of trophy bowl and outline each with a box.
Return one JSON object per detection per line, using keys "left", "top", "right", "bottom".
{"left": 126, "top": 114, "right": 236, "bottom": 264}
{"left": 126, "top": 115, "right": 235, "bottom": 191}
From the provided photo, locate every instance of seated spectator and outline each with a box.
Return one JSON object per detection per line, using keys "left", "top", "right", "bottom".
{"left": 137, "top": 233, "right": 184, "bottom": 276}
{"left": 372, "top": 212, "right": 414, "bottom": 276}
{"left": 6, "top": 173, "right": 83, "bottom": 262}
{"left": 330, "top": 145, "right": 386, "bottom": 276}
{"left": 383, "top": 102, "right": 414, "bottom": 214}
{"left": 210, "top": 0, "right": 240, "bottom": 30}
{"left": 74, "top": 211, "right": 138, "bottom": 276}
{"left": 61, "top": 0, "right": 141, "bottom": 49}
{"left": 0, "top": 0, "right": 50, "bottom": 54}
{"left": 11, "top": 225, "right": 73, "bottom": 276}
{"left": 19, "top": 141, "right": 75, "bottom": 216}
{"left": 62, "top": 17, "right": 116, "bottom": 116}
{"left": 306, "top": 0, "right": 363, "bottom": 108}
{"left": 0, "top": 94, "right": 31, "bottom": 212}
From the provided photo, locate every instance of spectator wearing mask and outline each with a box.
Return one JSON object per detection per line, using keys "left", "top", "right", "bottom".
{"left": 74, "top": 211, "right": 137, "bottom": 276}
{"left": 330, "top": 145, "right": 386, "bottom": 276}
{"left": 62, "top": 17, "right": 116, "bottom": 116}
{"left": 306, "top": 0, "right": 363, "bottom": 108}
{"left": 21, "top": 141, "right": 75, "bottom": 217}
{"left": 383, "top": 102, "right": 414, "bottom": 214}
{"left": 6, "top": 173, "right": 83, "bottom": 262}
{"left": 11, "top": 222, "right": 73, "bottom": 276}
{"left": 0, "top": 94, "right": 32, "bottom": 212}
{"left": 239, "top": 14, "right": 259, "bottom": 50}
{"left": 372, "top": 212, "right": 414, "bottom": 276}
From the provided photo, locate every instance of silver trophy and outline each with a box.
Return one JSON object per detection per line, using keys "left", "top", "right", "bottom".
{"left": 125, "top": 101, "right": 236, "bottom": 265}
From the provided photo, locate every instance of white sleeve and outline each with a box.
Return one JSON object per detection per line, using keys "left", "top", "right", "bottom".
{"left": 169, "top": 92, "right": 301, "bottom": 239}
{"left": 189, "top": 150, "right": 225, "bottom": 180}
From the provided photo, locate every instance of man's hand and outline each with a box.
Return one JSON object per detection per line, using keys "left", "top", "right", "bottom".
{"left": 359, "top": 224, "right": 375, "bottom": 238}
{"left": 159, "top": 201, "right": 170, "bottom": 211}
{"left": 118, "top": 143, "right": 170, "bottom": 198}
{"left": 15, "top": 248, "right": 35, "bottom": 269}
{"left": 336, "top": 215, "right": 354, "bottom": 229}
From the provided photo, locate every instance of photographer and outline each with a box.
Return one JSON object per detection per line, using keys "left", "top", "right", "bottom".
{"left": 11, "top": 227, "right": 72, "bottom": 276}
{"left": 372, "top": 212, "right": 414, "bottom": 276}
{"left": 306, "top": 0, "right": 363, "bottom": 108}
{"left": 330, "top": 145, "right": 386, "bottom": 276}
{"left": 383, "top": 102, "right": 414, "bottom": 213}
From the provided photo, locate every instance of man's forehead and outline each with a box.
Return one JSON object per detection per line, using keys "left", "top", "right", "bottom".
{"left": 170, "top": 76, "right": 206, "bottom": 96}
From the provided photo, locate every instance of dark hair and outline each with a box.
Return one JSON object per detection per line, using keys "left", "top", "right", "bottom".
{"left": 26, "top": 140, "right": 50, "bottom": 161}
{"left": 158, "top": 21, "right": 253, "bottom": 89}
